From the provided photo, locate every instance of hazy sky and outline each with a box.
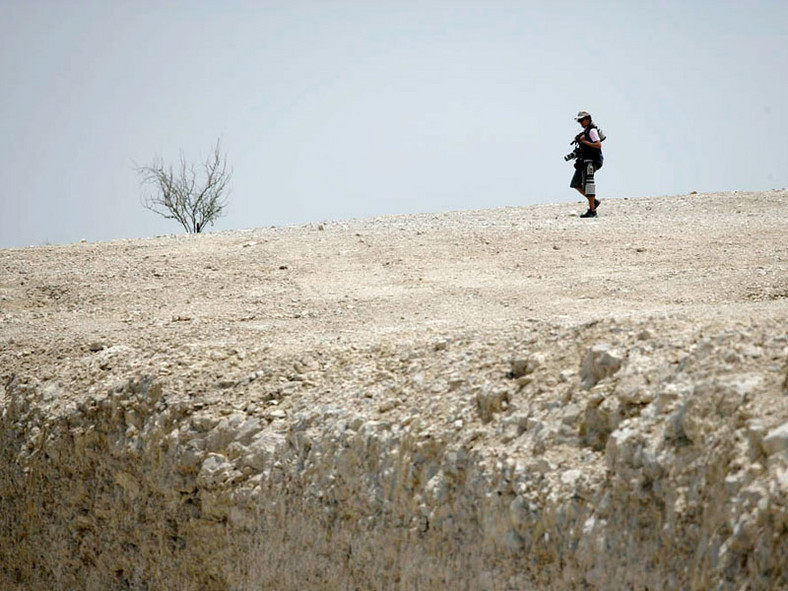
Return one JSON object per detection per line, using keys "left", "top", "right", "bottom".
{"left": 1, "top": 1, "right": 786, "bottom": 248}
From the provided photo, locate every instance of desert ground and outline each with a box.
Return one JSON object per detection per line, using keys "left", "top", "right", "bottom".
{"left": 1, "top": 190, "right": 787, "bottom": 590}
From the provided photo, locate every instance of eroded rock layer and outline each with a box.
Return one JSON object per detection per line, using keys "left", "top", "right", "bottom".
{"left": 2, "top": 192, "right": 787, "bottom": 589}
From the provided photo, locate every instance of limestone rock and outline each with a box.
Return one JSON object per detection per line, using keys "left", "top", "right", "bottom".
{"left": 763, "top": 422, "right": 788, "bottom": 456}
{"left": 509, "top": 354, "right": 543, "bottom": 378}
{"left": 197, "top": 453, "right": 236, "bottom": 488}
{"left": 581, "top": 344, "right": 623, "bottom": 389}
{"left": 475, "top": 386, "right": 509, "bottom": 423}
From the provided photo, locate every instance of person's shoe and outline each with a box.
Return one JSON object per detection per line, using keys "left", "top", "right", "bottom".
{"left": 594, "top": 198, "right": 600, "bottom": 209}
{"left": 580, "top": 209, "right": 597, "bottom": 218}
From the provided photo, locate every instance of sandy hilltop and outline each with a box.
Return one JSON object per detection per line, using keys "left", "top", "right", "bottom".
{"left": 2, "top": 190, "right": 788, "bottom": 590}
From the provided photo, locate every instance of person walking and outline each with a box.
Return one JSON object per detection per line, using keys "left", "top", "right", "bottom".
{"left": 570, "top": 110, "right": 604, "bottom": 218}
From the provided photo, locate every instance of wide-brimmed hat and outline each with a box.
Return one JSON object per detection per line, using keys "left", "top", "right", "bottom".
{"left": 575, "top": 111, "right": 591, "bottom": 121}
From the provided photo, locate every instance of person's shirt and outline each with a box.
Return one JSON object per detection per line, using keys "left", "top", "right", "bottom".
{"left": 587, "top": 127, "right": 600, "bottom": 143}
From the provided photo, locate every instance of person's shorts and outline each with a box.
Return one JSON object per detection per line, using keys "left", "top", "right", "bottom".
{"left": 570, "top": 160, "right": 597, "bottom": 196}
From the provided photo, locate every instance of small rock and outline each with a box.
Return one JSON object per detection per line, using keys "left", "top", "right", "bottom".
{"left": 476, "top": 386, "right": 510, "bottom": 423}
{"left": 559, "top": 369, "right": 575, "bottom": 382}
{"left": 562, "top": 404, "right": 582, "bottom": 425}
{"left": 88, "top": 342, "right": 105, "bottom": 352}
{"left": 241, "top": 432, "right": 286, "bottom": 470}
{"left": 763, "top": 422, "right": 788, "bottom": 456}
{"left": 510, "top": 359, "right": 529, "bottom": 378}
{"left": 615, "top": 373, "right": 655, "bottom": 405}
{"left": 448, "top": 378, "right": 465, "bottom": 391}
{"left": 378, "top": 399, "right": 400, "bottom": 413}
{"left": 745, "top": 419, "right": 767, "bottom": 459}
{"left": 509, "top": 354, "right": 543, "bottom": 378}
{"left": 581, "top": 344, "right": 623, "bottom": 389}
{"left": 531, "top": 458, "right": 554, "bottom": 473}
{"left": 197, "top": 453, "right": 234, "bottom": 488}
{"left": 561, "top": 469, "right": 583, "bottom": 487}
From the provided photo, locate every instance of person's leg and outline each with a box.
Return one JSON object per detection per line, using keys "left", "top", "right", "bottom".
{"left": 570, "top": 167, "right": 585, "bottom": 197}
{"left": 576, "top": 187, "right": 595, "bottom": 210}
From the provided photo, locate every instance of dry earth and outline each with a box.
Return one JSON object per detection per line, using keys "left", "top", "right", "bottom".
{"left": 1, "top": 190, "right": 788, "bottom": 590}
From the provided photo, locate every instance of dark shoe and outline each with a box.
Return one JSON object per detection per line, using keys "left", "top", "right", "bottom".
{"left": 580, "top": 209, "right": 597, "bottom": 218}
{"left": 594, "top": 198, "right": 600, "bottom": 210}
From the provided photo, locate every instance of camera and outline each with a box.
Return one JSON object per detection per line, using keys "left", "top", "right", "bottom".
{"left": 564, "top": 146, "right": 580, "bottom": 162}
{"left": 564, "top": 140, "right": 580, "bottom": 161}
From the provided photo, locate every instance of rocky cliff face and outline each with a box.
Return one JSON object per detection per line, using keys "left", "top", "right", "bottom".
{"left": 2, "top": 192, "right": 787, "bottom": 589}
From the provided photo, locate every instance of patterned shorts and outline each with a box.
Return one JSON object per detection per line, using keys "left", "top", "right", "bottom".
{"left": 570, "top": 160, "right": 597, "bottom": 196}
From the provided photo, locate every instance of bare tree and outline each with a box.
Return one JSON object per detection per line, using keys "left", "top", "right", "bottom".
{"left": 137, "top": 138, "right": 232, "bottom": 234}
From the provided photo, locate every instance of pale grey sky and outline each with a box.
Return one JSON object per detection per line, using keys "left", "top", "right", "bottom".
{"left": 1, "top": 1, "right": 786, "bottom": 248}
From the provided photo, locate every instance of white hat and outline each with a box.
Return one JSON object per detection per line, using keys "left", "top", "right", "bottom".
{"left": 575, "top": 111, "right": 591, "bottom": 121}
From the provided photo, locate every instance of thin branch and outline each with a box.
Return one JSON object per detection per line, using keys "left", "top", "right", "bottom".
{"left": 136, "top": 138, "right": 232, "bottom": 234}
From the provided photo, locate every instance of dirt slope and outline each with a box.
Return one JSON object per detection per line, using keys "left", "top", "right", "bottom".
{"left": 1, "top": 191, "right": 787, "bottom": 590}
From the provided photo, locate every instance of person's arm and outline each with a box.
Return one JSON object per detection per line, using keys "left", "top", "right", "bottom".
{"left": 580, "top": 128, "right": 602, "bottom": 149}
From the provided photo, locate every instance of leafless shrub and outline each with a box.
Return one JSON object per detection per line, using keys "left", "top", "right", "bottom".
{"left": 137, "top": 138, "right": 232, "bottom": 234}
